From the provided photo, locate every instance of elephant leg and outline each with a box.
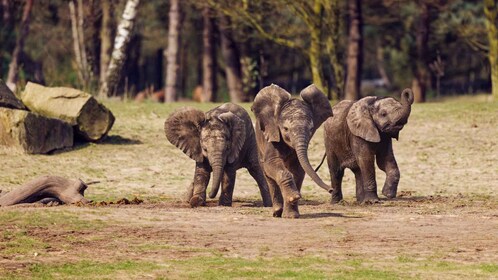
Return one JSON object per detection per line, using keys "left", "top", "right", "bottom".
{"left": 266, "top": 175, "right": 283, "bottom": 217}
{"left": 247, "top": 160, "right": 272, "bottom": 207}
{"left": 219, "top": 169, "right": 236, "bottom": 206}
{"left": 263, "top": 160, "right": 300, "bottom": 218}
{"left": 285, "top": 162, "right": 304, "bottom": 218}
{"left": 190, "top": 162, "right": 211, "bottom": 207}
{"left": 376, "top": 140, "right": 400, "bottom": 199}
{"left": 185, "top": 182, "right": 194, "bottom": 203}
{"left": 353, "top": 169, "right": 364, "bottom": 202}
{"left": 327, "top": 154, "right": 344, "bottom": 204}
{"left": 356, "top": 152, "right": 379, "bottom": 204}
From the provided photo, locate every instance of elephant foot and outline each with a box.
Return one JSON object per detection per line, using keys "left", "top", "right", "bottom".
{"left": 282, "top": 203, "right": 300, "bottom": 219}
{"left": 382, "top": 187, "right": 397, "bottom": 199}
{"left": 189, "top": 195, "right": 206, "bottom": 207}
{"left": 288, "top": 193, "right": 301, "bottom": 205}
{"left": 219, "top": 192, "right": 233, "bottom": 207}
{"left": 273, "top": 208, "right": 283, "bottom": 217}
{"left": 360, "top": 192, "right": 380, "bottom": 204}
{"left": 330, "top": 192, "right": 343, "bottom": 204}
{"left": 219, "top": 199, "right": 232, "bottom": 207}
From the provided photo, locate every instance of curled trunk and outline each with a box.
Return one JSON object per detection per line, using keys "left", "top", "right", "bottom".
{"left": 295, "top": 140, "right": 332, "bottom": 192}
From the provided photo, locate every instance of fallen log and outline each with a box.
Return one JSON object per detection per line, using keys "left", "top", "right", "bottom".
{"left": 0, "top": 108, "right": 73, "bottom": 154}
{"left": 0, "top": 176, "right": 90, "bottom": 206}
{"left": 0, "top": 79, "right": 26, "bottom": 110}
{"left": 21, "top": 82, "right": 115, "bottom": 142}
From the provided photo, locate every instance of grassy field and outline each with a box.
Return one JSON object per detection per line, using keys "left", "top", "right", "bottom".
{"left": 0, "top": 95, "right": 497, "bottom": 279}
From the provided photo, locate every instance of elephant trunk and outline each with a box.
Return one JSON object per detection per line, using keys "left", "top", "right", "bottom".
{"left": 400, "top": 88, "right": 414, "bottom": 115}
{"left": 209, "top": 161, "right": 224, "bottom": 199}
{"left": 295, "top": 136, "right": 332, "bottom": 193}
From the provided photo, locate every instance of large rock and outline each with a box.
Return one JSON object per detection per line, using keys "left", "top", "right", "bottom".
{"left": 21, "top": 82, "right": 115, "bottom": 141}
{"left": 0, "top": 108, "right": 73, "bottom": 154}
{"left": 0, "top": 79, "right": 26, "bottom": 110}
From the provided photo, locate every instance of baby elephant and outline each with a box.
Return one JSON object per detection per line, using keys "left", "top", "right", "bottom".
{"left": 323, "top": 89, "right": 414, "bottom": 204}
{"left": 165, "top": 103, "right": 272, "bottom": 207}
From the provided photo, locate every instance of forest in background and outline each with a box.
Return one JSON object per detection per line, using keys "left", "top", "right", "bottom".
{"left": 0, "top": 0, "right": 497, "bottom": 103}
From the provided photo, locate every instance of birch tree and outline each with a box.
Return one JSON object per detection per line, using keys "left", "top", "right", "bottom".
{"left": 164, "top": 0, "right": 183, "bottom": 102}
{"left": 6, "top": 0, "right": 34, "bottom": 92}
{"left": 99, "top": 0, "right": 140, "bottom": 98}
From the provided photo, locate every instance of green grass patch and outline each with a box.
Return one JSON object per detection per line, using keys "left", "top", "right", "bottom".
{"left": 0, "top": 209, "right": 106, "bottom": 231}
{"left": 1, "top": 260, "right": 159, "bottom": 280}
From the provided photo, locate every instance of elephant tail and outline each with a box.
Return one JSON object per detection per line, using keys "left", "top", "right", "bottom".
{"left": 314, "top": 153, "right": 327, "bottom": 173}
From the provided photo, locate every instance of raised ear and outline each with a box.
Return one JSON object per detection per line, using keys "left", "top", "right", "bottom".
{"left": 218, "top": 112, "right": 246, "bottom": 164}
{"left": 164, "top": 107, "right": 205, "bottom": 162}
{"left": 251, "top": 84, "right": 291, "bottom": 142}
{"left": 300, "top": 84, "right": 333, "bottom": 129}
{"left": 346, "top": 96, "right": 380, "bottom": 143}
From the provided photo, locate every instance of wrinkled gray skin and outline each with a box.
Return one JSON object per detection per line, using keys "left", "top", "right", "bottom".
{"left": 165, "top": 103, "right": 272, "bottom": 207}
{"left": 252, "top": 84, "right": 333, "bottom": 218}
{"left": 323, "top": 89, "right": 414, "bottom": 204}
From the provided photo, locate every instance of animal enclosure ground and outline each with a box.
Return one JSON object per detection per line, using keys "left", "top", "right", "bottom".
{"left": 0, "top": 95, "right": 497, "bottom": 279}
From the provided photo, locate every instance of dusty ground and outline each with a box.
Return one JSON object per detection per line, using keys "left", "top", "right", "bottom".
{"left": 0, "top": 96, "right": 497, "bottom": 278}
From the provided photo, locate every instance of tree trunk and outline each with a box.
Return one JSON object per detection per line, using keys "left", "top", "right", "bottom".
{"left": 202, "top": 7, "right": 217, "bottom": 102}
{"left": 309, "top": 1, "right": 327, "bottom": 96}
{"left": 344, "top": 0, "right": 363, "bottom": 101}
{"left": 220, "top": 16, "right": 245, "bottom": 102}
{"left": 69, "top": 0, "right": 90, "bottom": 88}
{"left": 99, "top": 0, "right": 114, "bottom": 87}
{"left": 164, "top": 0, "right": 183, "bottom": 102}
{"left": 5, "top": 0, "right": 34, "bottom": 92}
{"left": 376, "top": 39, "right": 391, "bottom": 88}
{"left": 412, "top": 1, "right": 430, "bottom": 103}
{"left": 0, "top": 79, "right": 26, "bottom": 110}
{"left": 485, "top": 0, "right": 498, "bottom": 100}
{"left": 99, "top": 0, "right": 141, "bottom": 98}
{"left": 324, "top": 0, "right": 344, "bottom": 100}
{"left": 0, "top": 176, "right": 89, "bottom": 206}
{"left": 22, "top": 82, "right": 115, "bottom": 142}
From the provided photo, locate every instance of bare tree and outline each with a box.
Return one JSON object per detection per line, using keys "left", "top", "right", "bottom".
{"left": 485, "top": 0, "right": 498, "bottom": 100}
{"left": 99, "top": 0, "right": 141, "bottom": 98}
{"left": 344, "top": 0, "right": 363, "bottom": 100}
{"left": 411, "top": 0, "right": 431, "bottom": 103}
{"left": 6, "top": 0, "right": 34, "bottom": 92}
{"left": 164, "top": 0, "right": 183, "bottom": 102}
{"left": 202, "top": 6, "right": 217, "bottom": 102}
{"left": 69, "top": 0, "right": 91, "bottom": 88}
{"left": 220, "top": 16, "right": 245, "bottom": 102}
{"left": 100, "top": 0, "right": 114, "bottom": 87}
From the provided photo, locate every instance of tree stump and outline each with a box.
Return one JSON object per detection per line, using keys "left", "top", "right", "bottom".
{"left": 0, "top": 79, "right": 26, "bottom": 110}
{"left": 21, "top": 82, "right": 115, "bottom": 142}
{"left": 0, "top": 176, "right": 89, "bottom": 206}
{"left": 0, "top": 108, "right": 73, "bottom": 154}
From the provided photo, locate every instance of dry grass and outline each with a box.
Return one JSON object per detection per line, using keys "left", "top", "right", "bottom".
{"left": 0, "top": 96, "right": 497, "bottom": 279}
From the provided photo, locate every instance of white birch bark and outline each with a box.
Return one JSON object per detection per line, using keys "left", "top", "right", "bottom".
{"left": 99, "top": 0, "right": 140, "bottom": 98}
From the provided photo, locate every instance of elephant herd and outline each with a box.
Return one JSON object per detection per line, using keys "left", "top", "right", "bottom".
{"left": 165, "top": 84, "right": 414, "bottom": 218}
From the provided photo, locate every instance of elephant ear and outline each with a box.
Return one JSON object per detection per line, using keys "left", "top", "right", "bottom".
{"left": 300, "top": 84, "right": 333, "bottom": 130}
{"left": 218, "top": 112, "right": 246, "bottom": 164}
{"left": 346, "top": 96, "right": 381, "bottom": 143}
{"left": 251, "top": 84, "right": 291, "bottom": 142}
{"left": 164, "top": 107, "right": 205, "bottom": 162}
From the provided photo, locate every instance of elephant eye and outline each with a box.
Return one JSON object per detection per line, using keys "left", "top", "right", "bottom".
{"left": 283, "top": 126, "right": 289, "bottom": 132}
{"left": 380, "top": 111, "right": 387, "bottom": 117}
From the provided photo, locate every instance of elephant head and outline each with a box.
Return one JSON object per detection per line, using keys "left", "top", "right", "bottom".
{"left": 164, "top": 107, "right": 246, "bottom": 199}
{"left": 251, "top": 84, "right": 333, "bottom": 192}
{"left": 347, "top": 88, "right": 414, "bottom": 142}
